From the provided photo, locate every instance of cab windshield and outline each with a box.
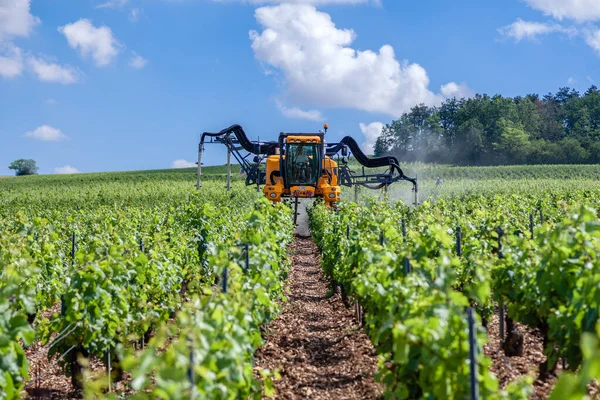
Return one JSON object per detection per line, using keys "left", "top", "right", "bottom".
{"left": 286, "top": 144, "right": 320, "bottom": 186}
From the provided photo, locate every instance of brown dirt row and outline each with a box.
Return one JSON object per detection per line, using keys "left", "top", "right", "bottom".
{"left": 254, "top": 237, "right": 383, "bottom": 399}
{"left": 23, "top": 303, "right": 79, "bottom": 399}
{"left": 22, "top": 302, "right": 124, "bottom": 399}
{"left": 484, "top": 312, "right": 557, "bottom": 399}
{"left": 485, "top": 311, "right": 600, "bottom": 399}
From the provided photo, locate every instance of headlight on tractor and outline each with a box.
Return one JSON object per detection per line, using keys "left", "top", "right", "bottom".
{"left": 270, "top": 193, "right": 277, "bottom": 198}
{"left": 328, "top": 193, "right": 336, "bottom": 198}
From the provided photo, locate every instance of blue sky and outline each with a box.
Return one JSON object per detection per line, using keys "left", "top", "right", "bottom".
{"left": 1, "top": 0, "right": 599, "bottom": 175}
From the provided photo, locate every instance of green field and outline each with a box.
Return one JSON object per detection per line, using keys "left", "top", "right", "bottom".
{"left": 4, "top": 162, "right": 599, "bottom": 208}
{"left": 1, "top": 163, "right": 600, "bottom": 399}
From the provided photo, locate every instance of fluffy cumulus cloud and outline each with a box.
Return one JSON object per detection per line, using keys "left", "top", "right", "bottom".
{"left": 522, "top": 0, "right": 600, "bottom": 22}
{"left": 498, "top": 18, "right": 575, "bottom": 41}
{"left": 129, "top": 52, "right": 147, "bottom": 69}
{"left": 171, "top": 159, "right": 196, "bottom": 168}
{"left": 59, "top": 19, "right": 120, "bottom": 66}
{"left": 359, "top": 122, "right": 383, "bottom": 154}
{"left": 249, "top": 4, "right": 470, "bottom": 118}
{"left": 0, "top": 0, "right": 40, "bottom": 41}
{"left": 440, "top": 82, "right": 474, "bottom": 99}
{"left": 55, "top": 165, "right": 80, "bottom": 174}
{"left": 28, "top": 56, "right": 80, "bottom": 84}
{"left": 276, "top": 101, "right": 324, "bottom": 121}
{"left": 0, "top": 0, "right": 39, "bottom": 79}
{"left": 0, "top": 44, "right": 23, "bottom": 78}
{"left": 23, "top": 125, "right": 67, "bottom": 141}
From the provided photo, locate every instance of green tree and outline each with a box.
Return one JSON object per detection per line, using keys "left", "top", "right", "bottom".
{"left": 493, "top": 119, "right": 530, "bottom": 163}
{"left": 438, "top": 97, "right": 463, "bottom": 148}
{"left": 486, "top": 95, "right": 519, "bottom": 149}
{"left": 515, "top": 97, "right": 541, "bottom": 138}
{"left": 559, "top": 138, "right": 589, "bottom": 164}
{"left": 581, "top": 86, "right": 600, "bottom": 139}
{"left": 386, "top": 115, "right": 416, "bottom": 156}
{"left": 588, "top": 142, "right": 600, "bottom": 163}
{"left": 527, "top": 140, "right": 563, "bottom": 164}
{"left": 374, "top": 135, "right": 391, "bottom": 156}
{"left": 454, "top": 119, "right": 485, "bottom": 164}
{"left": 8, "top": 159, "right": 39, "bottom": 176}
{"left": 539, "top": 94, "right": 565, "bottom": 141}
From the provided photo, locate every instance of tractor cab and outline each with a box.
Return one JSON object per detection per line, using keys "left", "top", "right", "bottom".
{"left": 284, "top": 137, "right": 322, "bottom": 188}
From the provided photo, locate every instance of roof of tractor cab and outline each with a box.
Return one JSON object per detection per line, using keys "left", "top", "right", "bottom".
{"left": 285, "top": 135, "right": 322, "bottom": 143}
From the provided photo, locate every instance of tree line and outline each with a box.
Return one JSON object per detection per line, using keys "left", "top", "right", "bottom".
{"left": 374, "top": 86, "right": 600, "bottom": 165}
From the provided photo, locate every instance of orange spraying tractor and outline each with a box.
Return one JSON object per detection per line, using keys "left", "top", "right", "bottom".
{"left": 196, "top": 124, "right": 417, "bottom": 207}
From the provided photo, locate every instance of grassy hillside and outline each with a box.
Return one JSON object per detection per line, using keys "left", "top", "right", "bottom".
{"left": 0, "top": 165, "right": 253, "bottom": 211}
{"left": 1, "top": 163, "right": 598, "bottom": 207}
{"left": 0, "top": 165, "right": 235, "bottom": 189}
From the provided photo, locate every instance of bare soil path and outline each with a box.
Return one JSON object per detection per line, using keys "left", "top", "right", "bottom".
{"left": 254, "top": 237, "right": 382, "bottom": 400}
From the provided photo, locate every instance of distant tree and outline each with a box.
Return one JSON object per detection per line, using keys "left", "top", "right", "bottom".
{"left": 8, "top": 159, "right": 39, "bottom": 176}
{"left": 386, "top": 116, "right": 415, "bottom": 156}
{"left": 538, "top": 95, "right": 564, "bottom": 141}
{"left": 555, "top": 87, "right": 579, "bottom": 104}
{"left": 455, "top": 119, "right": 485, "bottom": 164}
{"left": 493, "top": 119, "right": 530, "bottom": 163}
{"left": 581, "top": 87, "right": 600, "bottom": 135}
{"left": 588, "top": 142, "right": 600, "bottom": 163}
{"left": 373, "top": 136, "right": 390, "bottom": 157}
{"left": 438, "top": 97, "right": 463, "bottom": 147}
{"left": 528, "top": 140, "right": 563, "bottom": 164}
{"left": 559, "top": 138, "right": 589, "bottom": 164}
{"left": 515, "top": 97, "right": 541, "bottom": 138}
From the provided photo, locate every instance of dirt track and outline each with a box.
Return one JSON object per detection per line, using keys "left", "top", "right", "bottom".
{"left": 254, "top": 237, "right": 382, "bottom": 399}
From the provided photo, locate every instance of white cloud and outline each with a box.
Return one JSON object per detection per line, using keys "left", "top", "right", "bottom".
{"left": 58, "top": 19, "right": 120, "bottom": 66}
{"left": 24, "top": 125, "right": 67, "bottom": 141}
{"left": 46, "top": 98, "right": 57, "bottom": 105}
{"left": 55, "top": 165, "right": 80, "bottom": 174}
{"left": 440, "top": 82, "right": 473, "bottom": 99}
{"left": 96, "top": 0, "right": 129, "bottom": 9}
{"left": 568, "top": 77, "right": 577, "bottom": 85}
{"left": 129, "top": 52, "right": 147, "bottom": 69}
{"left": 249, "top": 4, "right": 468, "bottom": 118}
{"left": 359, "top": 122, "right": 383, "bottom": 154}
{"left": 0, "top": 0, "right": 40, "bottom": 41}
{"left": 276, "top": 101, "right": 324, "bottom": 121}
{"left": 0, "top": 0, "right": 35, "bottom": 80}
{"left": 0, "top": 43, "right": 23, "bottom": 78}
{"left": 585, "top": 29, "right": 600, "bottom": 54}
{"left": 171, "top": 159, "right": 196, "bottom": 168}
{"left": 522, "top": 0, "right": 600, "bottom": 22}
{"left": 498, "top": 18, "right": 575, "bottom": 41}
{"left": 29, "top": 56, "right": 80, "bottom": 84}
